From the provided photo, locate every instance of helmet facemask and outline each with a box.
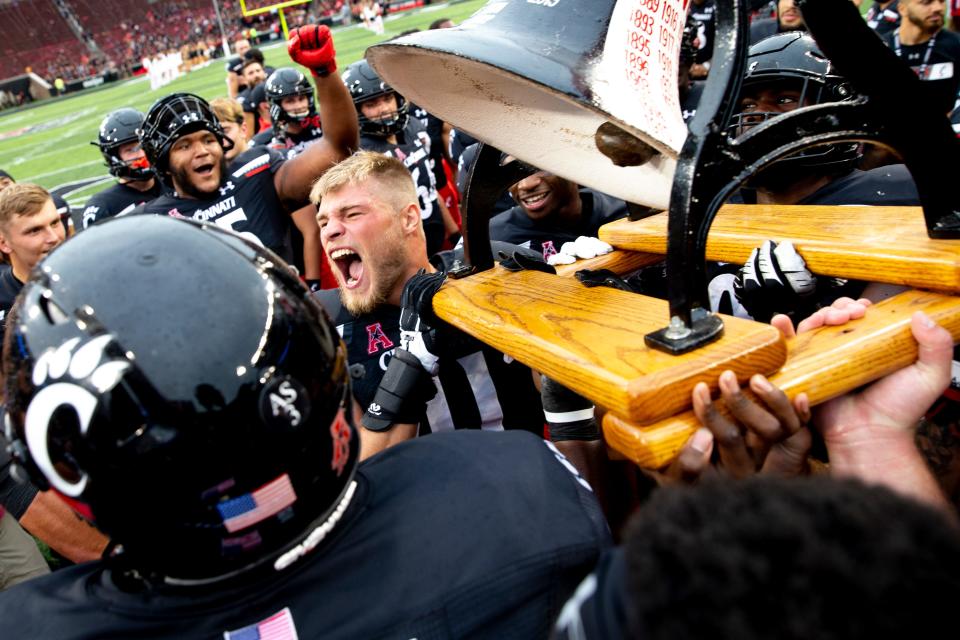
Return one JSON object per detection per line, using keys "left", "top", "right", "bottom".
{"left": 729, "top": 53, "right": 861, "bottom": 191}
{"left": 140, "top": 94, "right": 235, "bottom": 184}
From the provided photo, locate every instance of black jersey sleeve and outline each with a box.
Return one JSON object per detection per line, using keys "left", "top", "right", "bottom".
{"left": 0, "top": 427, "right": 39, "bottom": 519}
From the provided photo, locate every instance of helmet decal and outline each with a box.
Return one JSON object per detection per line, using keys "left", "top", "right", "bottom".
{"left": 25, "top": 334, "right": 130, "bottom": 497}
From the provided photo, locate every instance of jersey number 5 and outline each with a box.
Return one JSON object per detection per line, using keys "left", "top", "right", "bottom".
{"left": 215, "top": 208, "right": 264, "bottom": 246}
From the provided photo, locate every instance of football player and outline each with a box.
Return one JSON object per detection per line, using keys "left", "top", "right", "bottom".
{"left": 0, "top": 170, "right": 75, "bottom": 235}
{"left": 489, "top": 167, "right": 628, "bottom": 263}
{"left": 343, "top": 59, "right": 458, "bottom": 256}
{"left": 0, "top": 182, "right": 108, "bottom": 586}
{"left": 208, "top": 98, "right": 250, "bottom": 163}
{"left": 0, "top": 183, "right": 65, "bottom": 344}
{"left": 313, "top": 152, "right": 545, "bottom": 460}
{"left": 729, "top": 33, "right": 918, "bottom": 208}
{"left": 135, "top": 25, "right": 355, "bottom": 289}
{"left": 81, "top": 108, "right": 164, "bottom": 230}
{"left": 256, "top": 67, "right": 324, "bottom": 158}
{"left": 0, "top": 215, "right": 610, "bottom": 636}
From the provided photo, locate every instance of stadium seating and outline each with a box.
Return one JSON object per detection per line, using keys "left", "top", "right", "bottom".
{"left": 0, "top": 0, "right": 260, "bottom": 84}
{"left": 0, "top": 0, "right": 79, "bottom": 80}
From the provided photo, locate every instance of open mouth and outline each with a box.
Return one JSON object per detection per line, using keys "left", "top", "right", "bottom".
{"left": 193, "top": 162, "right": 215, "bottom": 178}
{"left": 330, "top": 248, "right": 363, "bottom": 289}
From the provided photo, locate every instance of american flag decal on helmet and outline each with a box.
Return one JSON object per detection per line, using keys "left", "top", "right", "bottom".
{"left": 216, "top": 474, "right": 297, "bottom": 533}
{"left": 223, "top": 607, "right": 299, "bottom": 640}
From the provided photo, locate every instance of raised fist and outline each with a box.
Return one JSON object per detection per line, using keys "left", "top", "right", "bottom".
{"left": 288, "top": 25, "right": 337, "bottom": 77}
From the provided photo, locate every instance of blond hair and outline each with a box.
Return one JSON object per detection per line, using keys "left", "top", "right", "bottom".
{"left": 210, "top": 97, "right": 244, "bottom": 125}
{"left": 0, "top": 183, "right": 51, "bottom": 229}
{"left": 310, "top": 150, "right": 419, "bottom": 213}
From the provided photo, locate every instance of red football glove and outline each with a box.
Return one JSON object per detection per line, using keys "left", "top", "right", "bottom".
{"left": 288, "top": 25, "right": 337, "bottom": 77}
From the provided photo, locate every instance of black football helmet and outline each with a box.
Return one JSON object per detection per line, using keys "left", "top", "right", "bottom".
{"left": 3, "top": 216, "right": 358, "bottom": 586}
{"left": 93, "top": 108, "right": 153, "bottom": 181}
{"left": 139, "top": 93, "right": 233, "bottom": 177}
{"left": 265, "top": 67, "right": 316, "bottom": 125}
{"left": 343, "top": 59, "right": 409, "bottom": 137}
{"left": 729, "top": 32, "right": 860, "bottom": 186}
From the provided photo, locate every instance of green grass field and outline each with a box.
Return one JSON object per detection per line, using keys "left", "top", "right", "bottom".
{"left": 0, "top": 0, "right": 487, "bottom": 208}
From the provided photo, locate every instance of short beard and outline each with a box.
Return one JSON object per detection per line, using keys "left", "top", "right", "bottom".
{"left": 170, "top": 156, "right": 228, "bottom": 200}
{"left": 339, "top": 225, "right": 410, "bottom": 316}
{"left": 908, "top": 10, "right": 941, "bottom": 34}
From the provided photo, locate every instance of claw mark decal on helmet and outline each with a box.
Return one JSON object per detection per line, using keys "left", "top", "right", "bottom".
{"left": 330, "top": 409, "right": 352, "bottom": 477}
{"left": 25, "top": 334, "right": 130, "bottom": 497}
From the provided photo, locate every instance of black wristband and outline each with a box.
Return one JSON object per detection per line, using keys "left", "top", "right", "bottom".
{"left": 542, "top": 377, "right": 600, "bottom": 442}
{"left": 362, "top": 349, "right": 437, "bottom": 432}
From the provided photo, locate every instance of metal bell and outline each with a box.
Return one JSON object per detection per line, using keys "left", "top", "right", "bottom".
{"left": 367, "top": 0, "right": 691, "bottom": 210}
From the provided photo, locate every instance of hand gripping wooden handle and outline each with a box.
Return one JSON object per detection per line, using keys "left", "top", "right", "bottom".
{"left": 603, "top": 289, "right": 960, "bottom": 469}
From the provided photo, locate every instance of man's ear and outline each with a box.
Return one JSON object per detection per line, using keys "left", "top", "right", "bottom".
{"left": 400, "top": 202, "right": 421, "bottom": 234}
{"left": 0, "top": 229, "right": 11, "bottom": 256}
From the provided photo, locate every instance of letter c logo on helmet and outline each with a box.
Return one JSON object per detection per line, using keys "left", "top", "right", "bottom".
{"left": 24, "top": 334, "right": 130, "bottom": 497}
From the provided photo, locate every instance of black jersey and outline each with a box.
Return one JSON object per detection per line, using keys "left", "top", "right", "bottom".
{"left": 797, "top": 164, "right": 919, "bottom": 206}
{"left": 409, "top": 103, "right": 448, "bottom": 190}
{"left": 0, "top": 264, "right": 22, "bottom": 347}
{"left": 866, "top": 0, "right": 900, "bottom": 37}
{"left": 81, "top": 180, "right": 164, "bottom": 229}
{"left": 360, "top": 118, "right": 444, "bottom": 235}
{"left": 731, "top": 164, "right": 919, "bottom": 207}
{"left": 882, "top": 28, "right": 960, "bottom": 113}
{"left": 749, "top": 18, "right": 779, "bottom": 44}
{"left": 690, "top": 0, "right": 716, "bottom": 64}
{"left": 250, "top": 128, "right": 274, "bottom": 147}
{"left": 553, "top": 548, "right": 630, "bottom": 639}
{"left": 0, "top": 430, "right": 610, "bottom": 640}
{"left": 136, "top": 147, "right": 294, "bottom": 263}
{"left": 489, "top": 189, "right": 629, "bottom": 261}
{"left": 259, "top": 115, "right": 324, "bottom": 159}
{"left": 449, "top": 128, "right": 478, "bottom": 169}
{"left": 236, "top": 86, "right": 253, "bottom": 112}
{"left": 317, "top": 290, "right": 544, "bottom": 434}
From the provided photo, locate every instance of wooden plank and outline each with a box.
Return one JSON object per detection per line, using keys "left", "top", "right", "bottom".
{"left": 603, "top": 289, "right": 960, "bottom": 469}
{"left": 553, "top": 250, "right": 662, "bottom": 278}
{"left": 599, "top": 205, "right": 960, "bottom": 291}
{"left": 433, "top": 267, "right": 786, "bottom": 424}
